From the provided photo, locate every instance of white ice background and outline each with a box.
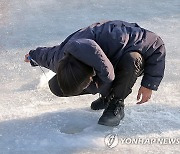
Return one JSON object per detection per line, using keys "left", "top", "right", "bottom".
{"left": 0, "top": 0, "right": 180, "bottom": 153}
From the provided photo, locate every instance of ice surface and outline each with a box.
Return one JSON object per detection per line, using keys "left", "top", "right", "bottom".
{"left": 0, "top": 0, "right": 180, "bottom": 153}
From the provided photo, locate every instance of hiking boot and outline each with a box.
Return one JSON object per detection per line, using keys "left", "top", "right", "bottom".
{"left": 91, "top": 97, "right": 109, "bottom": 110}
{"left": 98, "top": 98, "right": 125, "bottom": 126}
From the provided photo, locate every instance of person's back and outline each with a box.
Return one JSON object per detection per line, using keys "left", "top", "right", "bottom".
{"left": 65, "top": 20, "right": 163, "bottom": 67}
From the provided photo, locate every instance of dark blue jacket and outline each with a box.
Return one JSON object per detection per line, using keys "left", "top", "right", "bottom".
{"left": 29, "top": 20, "right": 166, "bottom": 95}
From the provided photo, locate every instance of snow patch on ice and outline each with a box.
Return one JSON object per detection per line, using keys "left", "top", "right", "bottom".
{"left": 37, "top": 71, "right": 56, "bottom": 89}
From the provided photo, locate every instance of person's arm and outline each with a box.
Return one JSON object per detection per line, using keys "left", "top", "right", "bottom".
{"left": 63, "top": 38, "right": 115, "bottom": 83}
{"left": 141, "top": 45, "right": 166, "bottom": 90}
{"left": 137, "top": 38, "right": 166, "bottom": 104}
{"left": 24, "top": 45, "right": 63, "bottom": 73}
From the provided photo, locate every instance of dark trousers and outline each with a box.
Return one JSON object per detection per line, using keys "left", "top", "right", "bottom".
{"left": 48, "top": 52, "right": 144, "bottom": 99}
{"left": 112, "top": 52, "right": 144, "bottom": 99}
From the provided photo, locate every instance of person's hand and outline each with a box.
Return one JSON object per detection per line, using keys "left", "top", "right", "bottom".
{"left": 24, "top": 53, "right": 30, "bottom": 62}
{"left": 137, "top": 86, "right": 152, "bottom": 104}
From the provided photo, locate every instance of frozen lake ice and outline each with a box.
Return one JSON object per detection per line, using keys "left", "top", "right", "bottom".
{"left": 0, "top": 0, "right": 180, "bottom": 153}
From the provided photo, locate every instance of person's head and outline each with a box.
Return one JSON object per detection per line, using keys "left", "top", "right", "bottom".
{"left": 57, "top": 54, "right": 94, "bottom": 96}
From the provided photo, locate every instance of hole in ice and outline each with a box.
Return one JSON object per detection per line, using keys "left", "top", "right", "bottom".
{"left": 56, "top": 110, "right": 98, "bottom": 134}
{"left": 60, "top": 124, "right": 88, "bottom": 134}
{"left": 59, "top": 118, "right": 93, "bottom": 134}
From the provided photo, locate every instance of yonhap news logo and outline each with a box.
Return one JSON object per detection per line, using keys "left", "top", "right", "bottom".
{"left": 104, "top": 133, "right": 119, "bottom": 148}
{"left": 104, "top": 134, "right": 180, "bottom": 148}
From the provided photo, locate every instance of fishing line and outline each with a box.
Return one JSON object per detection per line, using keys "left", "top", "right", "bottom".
{"left": 27, "top": 56, "right": 48, "bottom": 79}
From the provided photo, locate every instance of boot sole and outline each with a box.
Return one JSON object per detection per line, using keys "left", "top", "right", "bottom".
{"left": 98, "top": 114, "right": 125, "bottom": 127}
{"left": 91, "top": 107, "right": 106, "bottom": 110}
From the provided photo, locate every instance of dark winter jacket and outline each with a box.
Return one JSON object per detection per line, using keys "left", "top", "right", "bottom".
{"left": 29, "top": 20, "right": 166, "bottom": 95}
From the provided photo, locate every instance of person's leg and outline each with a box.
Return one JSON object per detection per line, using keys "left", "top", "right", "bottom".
{"left": 48, "top": 75, "right": 90, "bottom": 97}
{"left": 98, "top": 51, "right": 144, "bottom": 126}
{"left": 112, "top": 51, "right": 144, "bottom": 99}
{"left": 91, "top": 52, "right": 144, "bottom": 110}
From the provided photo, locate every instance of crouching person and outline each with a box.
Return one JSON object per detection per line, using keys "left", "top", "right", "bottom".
{"left": 25, "top": 20, "right": 166, "bottom": 127}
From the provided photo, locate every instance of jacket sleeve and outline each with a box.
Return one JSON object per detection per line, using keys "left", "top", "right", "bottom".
{"left": 29, "top": 45, "right": 63, "bottom": 73}
{"left": 141, "top": 37, "right": 166, "bottom": 90}
{"left": 28, "top": 30, "right": 82, "bottom": 72}
{"left": 63, "top": 39, "right": 115, "bottom": 83}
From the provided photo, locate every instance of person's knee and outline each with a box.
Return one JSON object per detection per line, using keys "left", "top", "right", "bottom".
{"left": 123, "top": 52, "right": 143, "bottom": 63}
{"left": 48, "top": 75, "right": 65, "bottom": 97}
{"left": 121, "top": 51, "right": 144, "bottom": 72}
